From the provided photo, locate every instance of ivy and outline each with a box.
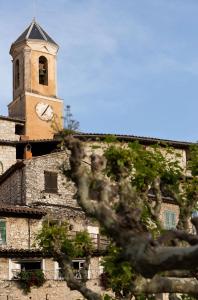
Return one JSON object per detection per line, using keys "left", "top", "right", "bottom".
{"left": 17, "top": 269, "right": 45, "bottom": 294}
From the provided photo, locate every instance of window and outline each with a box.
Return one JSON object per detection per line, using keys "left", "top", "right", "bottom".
{"left": 15, "top": 124, "right": 24, "bottom": 135}
{"left": 72, "top": 260, "right": 85, "bottom": 279}
{"left": 54, "top": 261, "right": 64, "bottom": 280}
{"left": 54, "top": 260, "right": 90, "bottom": 280}
{"left": 164, "top": 210, "right": 176, "bottom": 229}
{"left": 10, "top": 260, "right": 42, "bottom": 280}
{"left": 0, "top": 220, "right": 6, "bottom": 244}
{"left": 39, "top": 56, "right": 48, "bottom": 85}
{"left": 15, "top": 59, "right": 20, "bottom": 89}
{"left": 44, "top": 171, "right": 58, "bottom": 193}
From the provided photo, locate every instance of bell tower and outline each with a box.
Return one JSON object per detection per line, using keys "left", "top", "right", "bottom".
{"left": 8, "top": 19, "right": 63, "bottom": 140}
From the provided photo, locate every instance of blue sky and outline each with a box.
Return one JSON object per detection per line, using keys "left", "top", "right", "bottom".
{"left": 0, "top": 0, "right": 197, "bottom": 142}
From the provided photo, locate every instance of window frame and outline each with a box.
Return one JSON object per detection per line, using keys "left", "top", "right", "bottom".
{"left": 39, "top": 56, "right": 48, "bottom": 86}
{"left": 54, "top": 259, "right": 90, "bottom": 280}
{"left": 9, "top": 259, "right": 44, "bottom": 280}
{"left": 164, "top": 210, "right": 177, "bottom": 230}
{"left": 0, "top": 219, "right": 6, "bottom": 245}
{"left": 44, "top": 171, "right": 58, "bottom": 194}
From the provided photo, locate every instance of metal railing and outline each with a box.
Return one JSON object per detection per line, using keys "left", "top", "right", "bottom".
{"left": 67, "top": 231, "right": 109, "bottom": 251}
{"left": 11, "top": 268, "right": 99, "bottom": 281}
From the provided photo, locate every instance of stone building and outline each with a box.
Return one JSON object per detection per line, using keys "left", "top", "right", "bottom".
{"left": 0, "top": 19, "right": 194, "bottom": 299}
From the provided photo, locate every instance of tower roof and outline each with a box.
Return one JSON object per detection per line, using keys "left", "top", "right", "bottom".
{"left": 12, "top": 19, "right": 58, "bottom": 46}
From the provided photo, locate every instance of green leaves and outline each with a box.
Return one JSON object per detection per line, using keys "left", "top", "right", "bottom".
{"left": 101, "top": 245, "right": 135, "bottom": 297}
{"left": 72, "top": 231, "right": 93, "bottom": 257}
{"left": 36, "top": 222, "right": 93, "bottom": 259}
{"left": 180, "top": 294, "right": 197, "bottom": 300}
{"left": 104, "top": 142, "right": 182, "bottom": 192}
{"left": 17, "top": 270, "right": 45, "bottom": 294}
{"left": 188, "top": 144, "right": 198, "bottom": 176}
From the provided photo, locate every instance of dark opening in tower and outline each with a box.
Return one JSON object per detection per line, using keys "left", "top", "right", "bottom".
{"left": 15, "top": 59, "right": 20, "bottom": 89}
{"left": 39, "top": 56, "right": 48, "bottom": 85}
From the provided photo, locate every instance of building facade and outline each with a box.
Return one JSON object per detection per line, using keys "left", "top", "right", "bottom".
{"left": 0, "top": 19, "right": 193, "bottom": 299}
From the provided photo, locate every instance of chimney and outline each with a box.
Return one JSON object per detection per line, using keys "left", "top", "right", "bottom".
{"left": 23, "top": 144, "right": 32, "bottom": 160}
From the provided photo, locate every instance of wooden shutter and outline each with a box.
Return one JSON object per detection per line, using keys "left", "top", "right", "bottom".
{"left": 164, "top": 211, "right": 176, "bottom": 229}
{"left": 0, "top": 220, "right": 6, "bottom": 243}
{"left": 44, "top": 171, "right": 58, "bottom": 193}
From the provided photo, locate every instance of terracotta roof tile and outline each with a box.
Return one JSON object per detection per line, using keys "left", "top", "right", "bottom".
{"left": 0, "top": 205, "right": 46, "bottom": 218}
{"left": 0, "top": 249, "right": 48, "bottom": 258}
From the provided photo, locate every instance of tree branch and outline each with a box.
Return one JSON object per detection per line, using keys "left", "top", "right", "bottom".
{"left": 133, "top": 276, "right": 198, "bottom": 294}
{"left": 158, "top": 229, "right": 198, "bottom": 246}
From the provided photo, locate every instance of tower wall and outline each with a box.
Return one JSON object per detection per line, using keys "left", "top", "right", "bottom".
{"left": 25, "top": 93, "right": 63, "bottom": 140}
{"left": 8, "top": 21, "right": 63, "bottom": 140}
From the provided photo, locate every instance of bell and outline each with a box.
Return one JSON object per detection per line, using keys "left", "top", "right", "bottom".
{"left": 39, "top": 69, "right": 46, "bottom": 75}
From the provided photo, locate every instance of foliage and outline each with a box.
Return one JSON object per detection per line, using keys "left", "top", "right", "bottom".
{"left": 73, "top": 231, "right": 93, "bottom": 257}
{"left": 103, "top": 295, "right": 115, "bottom": 300}
{"left": 101, "top": 243, "right": 157, "bottom": 300}
{"left": 104, "top": 142, "right": 182, "bottom": 192}
{"left": 64, "top": 105, "right": 79, "bottom": 131}
{"left": 180, "top": 295, "right": 197, "bottom": 300}
{"left": 100, "top": 143, "right": 198, "bottom": 298}
{"left": 187, "top": 144, "right": 198, "bottom": 176}
{"left": 101, "top": 245, "right": 136, "bottom": 298}
{"left": 37, "top": 138, "right": 198, "bottom": 299}
{"left": 17, "top": 269, "right": 45, "bottom": 294}
{"left": 36, "top": 222, "right": 93, "bottom": 259}
{"left": 104, "top": 135, "right": 118, "bottom": 144}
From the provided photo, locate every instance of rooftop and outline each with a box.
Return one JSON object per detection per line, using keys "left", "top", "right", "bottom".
{"left": 0, "top": 204, "right": 46, "bottom": 219}
{"left": 0, "top": 115, "right": 25, "bottom": 123}
{"left": 11, "top": 19, "right": 58, "bottom": 47}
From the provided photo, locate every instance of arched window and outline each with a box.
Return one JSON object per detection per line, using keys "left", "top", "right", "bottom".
{"left": 15, "top": 59, "right": 20, "bottom": 89}
{"left": 39, "top": 56, "right": 48, "bottom": 85}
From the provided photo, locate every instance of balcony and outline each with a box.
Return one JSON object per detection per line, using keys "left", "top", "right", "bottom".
{"left": 67, "top": 231, "right": 109, "bottom": 253}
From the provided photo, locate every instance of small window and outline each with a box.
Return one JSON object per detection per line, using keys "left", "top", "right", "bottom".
{"left": 10, "top": 260, "right": 42, "bottom": 279}
{"left": 39, "top": 56, "right": 48, "bottom": 85}
{"left": 0, "top": 220, "right": 6, "bottom": 244}
{"left": 54, "top": 261, "right": 64, "bottom": 280}
{"left": 55, "top": 260, "right": 89, "bottom": 280}
{"left": 15, "top": 124, "right": 24, "bottom": 135}
{"left": 44, "top": 171, "right": 58, "bottom": 193}
{"left": 72, "top": 260, "right": 85, "bottom": 280}
{"left": 15, "top": 59, "right": 20, "bottom": 89}
{"left": 164, "top": 211, "right": 176, "bottom": 229}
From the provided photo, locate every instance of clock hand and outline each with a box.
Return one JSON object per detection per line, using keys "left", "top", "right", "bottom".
{"left": 41, "top": 105, "right": 49, "bottom": 116}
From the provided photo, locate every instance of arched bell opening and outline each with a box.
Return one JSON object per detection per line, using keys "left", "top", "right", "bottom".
{"left": 39, "top": 56, "right": 48, "bottom": 85}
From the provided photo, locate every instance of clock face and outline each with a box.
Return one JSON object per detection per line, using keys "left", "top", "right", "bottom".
{"left": 35, "top": 102, "right": 54, "bottom": 121}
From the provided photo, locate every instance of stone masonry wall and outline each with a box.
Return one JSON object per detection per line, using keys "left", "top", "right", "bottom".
{"left": 25, "top": 151, "right": 77, "bottom": 208}
{"left": 0, "top": 256, "right": 104, "bottom": 300}
{"left": 0, "top": 120, "right": 19, "bottom": 141}
{"left": 8, "top": 217, "right": 42, "bottom": 249}
{"left": 0, "top": 146, "right": 16, "bottom": 174}
{"left": 0, "top": 217, "right": 42, "bottom": 249}
{"left": 160, "top": 202, "right": 180, "bottom": 227}
{"left": 0, "top": 168, "right": 25, "bottom": 205}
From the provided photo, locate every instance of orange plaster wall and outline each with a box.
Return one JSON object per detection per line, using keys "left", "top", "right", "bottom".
{"left": 30, "top": 51, "right": 57, "bottom": 97}
{"left": 25, "top": 95, "right": 63, "bottom": 140}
